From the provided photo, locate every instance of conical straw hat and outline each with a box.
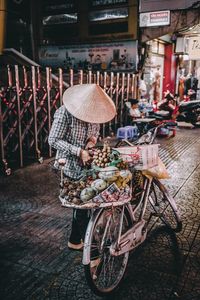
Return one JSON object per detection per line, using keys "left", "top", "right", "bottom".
{"left": 63, "top": 84, "right": 116, "bottom": 124}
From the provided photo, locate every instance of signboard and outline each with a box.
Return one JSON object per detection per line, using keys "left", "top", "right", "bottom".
{"left": 188, "top": 37, "right": 200, "bottom": 60}
{"left": 140, "top": 0, "right": 199, "bottom": 13}
{"left": 140, "top": 10, "right": 170, "bottom": 27}
{"left": 39, "top": 41, "right": 138, "bottom": 71}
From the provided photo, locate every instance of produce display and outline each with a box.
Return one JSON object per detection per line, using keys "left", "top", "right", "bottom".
{"left": 59, "top": 142, "right": 134, "bottom": 206}
{"left": 60, "top": 179, "right": 88, "bottom": 205}
{"left": 92, "top": 142, "right": 111, "bottom": 168}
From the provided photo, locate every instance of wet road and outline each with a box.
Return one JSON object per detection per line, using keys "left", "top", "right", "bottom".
{"left": 0, "top": 127, "right": 200, "bottom": 300}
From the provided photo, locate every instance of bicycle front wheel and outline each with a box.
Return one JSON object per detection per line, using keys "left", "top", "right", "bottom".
{"left": 149, "top": 179, "right": 182, "bottom": 232}
{"left": 83, "top": 206, "right": 132, "bottom": 296}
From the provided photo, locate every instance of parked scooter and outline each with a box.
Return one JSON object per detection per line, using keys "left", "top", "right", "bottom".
{"left": 152, "top": 100, "right": 200, "bottom": 127}
{"left": 176, "top": 100, "right": 200, "bottom": 126}
{"left": 150, "top": 91, "right": 200, "bottom": 127}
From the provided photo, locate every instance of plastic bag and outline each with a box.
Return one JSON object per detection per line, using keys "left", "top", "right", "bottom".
{"left": 142, "top": 157, "right": 170, "bottom": 179}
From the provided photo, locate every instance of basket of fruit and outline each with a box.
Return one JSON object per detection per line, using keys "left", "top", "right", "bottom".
{"left": 59, "top": 164, "right": 133, "bottom": 209}
{"left": 58, "top": 142, "right": 140, "bottom": 209}
{"left": 59, "top": 181, "right": 132, "bottom": 209}
{"left": 59, "top": 166, "right": 132, "bottom": 209}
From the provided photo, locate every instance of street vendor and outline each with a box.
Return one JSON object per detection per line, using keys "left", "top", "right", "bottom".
{"left": 48, "top": 84, "right": 116, "bottom": 250}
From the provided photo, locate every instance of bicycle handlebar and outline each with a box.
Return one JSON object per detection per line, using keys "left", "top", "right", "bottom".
{"left": 120, "top": 123, "right": 170, "bottom": 147}
{"left": 144, "top": 121, "right": 176, "bottom": 145}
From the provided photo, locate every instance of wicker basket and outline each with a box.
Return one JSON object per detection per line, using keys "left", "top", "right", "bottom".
{"left": 59, "top": 183, "right": 132, "bottom": 210}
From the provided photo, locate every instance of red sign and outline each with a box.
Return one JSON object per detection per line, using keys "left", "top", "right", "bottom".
{"left": 150, "top": 11, "right": 169, "bottom": 23}
{"left": 140, "top": 10, "right": 170, "bottom": 27}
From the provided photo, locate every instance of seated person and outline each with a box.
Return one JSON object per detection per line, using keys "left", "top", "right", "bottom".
{"left": 129, "top": 98, "right": 142, "bottom": 119}
{"left": 128, "top": 99, "right": 148, "bottom": 135}
{"left": 158, "top": 92, "right": 175, "bottom": 118}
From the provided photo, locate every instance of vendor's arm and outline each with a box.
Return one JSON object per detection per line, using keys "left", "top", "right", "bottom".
{"left": 48, "top": 106, "right": 81, "bottom": 157}
{"left": 86, "top": 124, "right": 100, "bottom": 149}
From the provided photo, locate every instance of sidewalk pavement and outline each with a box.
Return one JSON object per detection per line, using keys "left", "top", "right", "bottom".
{"left": 0, "top": 127, "right": 200, "bottom": 300}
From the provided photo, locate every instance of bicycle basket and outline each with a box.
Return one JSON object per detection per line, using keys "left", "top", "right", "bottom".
{"left": 59, "top": 182, "right": 132, "bottom": 210}
{"left": 113, "top": 144, "right": 159, "bottom": 170}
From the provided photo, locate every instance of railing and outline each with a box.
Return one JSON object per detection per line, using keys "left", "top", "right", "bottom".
{"left": 0, "top": 65, "right": 138, "bottom": 174}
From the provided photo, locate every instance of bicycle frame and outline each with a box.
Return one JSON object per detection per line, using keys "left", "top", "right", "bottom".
{"left": 82, "top": 176, "right": 153, "bottom": 264}
{"left": 109, "top": 176, "right": 153, "bottom": 257}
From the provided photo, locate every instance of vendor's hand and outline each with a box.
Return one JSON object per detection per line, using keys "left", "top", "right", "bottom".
{"left": 85, "top": 141, "right": 96, "bottom": 149}
{"left": 80, "top": 150, "right": 91, "bottom": 165}
{"left": 85, "top": 136, "right": 97, "bottom": 149}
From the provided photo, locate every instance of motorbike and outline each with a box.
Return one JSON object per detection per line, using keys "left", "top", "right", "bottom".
{"left": 150, "top": 99, "right": 200, "bottom": 127}
{"left": 176, "top": 100, "right": 200, "bottom": 126}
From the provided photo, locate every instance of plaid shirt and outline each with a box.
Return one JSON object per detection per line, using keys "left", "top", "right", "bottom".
{"left": 48, "top": 105, "right": 100, "bottom": 179}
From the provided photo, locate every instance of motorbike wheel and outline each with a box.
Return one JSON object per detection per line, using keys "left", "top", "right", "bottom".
{"left": 191, "top": 111, "right": 200, "bottom": 127}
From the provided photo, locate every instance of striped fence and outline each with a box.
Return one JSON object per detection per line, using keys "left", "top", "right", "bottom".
{"left": 0, "top": 65, "right": 138, "bottom": 173}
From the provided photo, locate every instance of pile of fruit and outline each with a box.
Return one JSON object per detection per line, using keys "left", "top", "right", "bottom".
{"left": 92, "top": 142, "right": 112, "bottom": 168}
{"left": 91, "top": 142, "right": 129, "bottom": 170}
{"left": 60, "top": 178, "right": 89, "bottom": 205}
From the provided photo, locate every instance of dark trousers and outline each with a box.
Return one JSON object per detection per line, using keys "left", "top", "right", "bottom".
{"left": 69, "top": 209, "right": 90, "bottom": 244}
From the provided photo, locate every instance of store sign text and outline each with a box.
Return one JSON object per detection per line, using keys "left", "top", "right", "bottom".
{"left": 140, "top": 10, "right": 170, "bottom": 27}
{"left": 191, "top": 39, "right": 200, "bottom": 50}
{"left": 188, "top": 37, "right": 200, "bottom": 60}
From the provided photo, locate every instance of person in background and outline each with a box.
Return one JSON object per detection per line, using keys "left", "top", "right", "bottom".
{"left": 159, "top": 91, "right": 175, "bottom": 117}
{"left": 158, "top": 92, "right": 177, "bottom": 119}
{"left": 128, "top": 98, "right": 148, "bottom": 134}
{"left": 173, "top": 93, "right": 180, "bottom": 106}
{"left": 152, "top": 70, "right": 161, "bottom": 103}
{"left": 48, "top": 84, "right": 116, "bottom": 251}
{"left": 139, "top": 77, "right": 147, "bottom": 99}
{"left": 185, "top": 72, "right": 198, "bottom": 100}
{"left": 129, "top": 98, "right": 143, "bottom": 119}
{"left": 178, "top": 74, "right": 185, "bottom": 101}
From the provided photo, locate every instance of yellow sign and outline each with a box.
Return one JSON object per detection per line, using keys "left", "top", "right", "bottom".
{"left": 188, "top": 37, "right": 200, "bottom": 60}
{"left": 0, "top": 0, "right": 6, "bottom": 54}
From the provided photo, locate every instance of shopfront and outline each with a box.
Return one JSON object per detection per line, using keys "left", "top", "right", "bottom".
{"left": 143, "top": 39, "right": 165, "bottom": 103}
{"left": 175, "top": 26, "right": 200, "bottom": 100}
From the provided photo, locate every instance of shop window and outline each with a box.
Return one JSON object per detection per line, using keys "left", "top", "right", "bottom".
{"left": 89, "top": 22, "right": 128, "bottom": 35}
{"left": 43, "top": 25, "right": 78, "bottom": 44}
{"left": 43, "top": 13, "right": 78, "bottom": 25}
{"left": 89, "top": 7, "right": 128, "bottom": 21}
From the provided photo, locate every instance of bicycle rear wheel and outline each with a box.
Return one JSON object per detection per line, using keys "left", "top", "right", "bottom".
{"left": 149, "top": 179, "right": 182, "bottom": 232}
{"left": 84, "top": 206, "right": 132, "bottom": 296}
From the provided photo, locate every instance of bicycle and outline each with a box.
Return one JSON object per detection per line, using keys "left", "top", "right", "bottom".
{"left": 59, "top": 123, "right": 182, "bottom": 297}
